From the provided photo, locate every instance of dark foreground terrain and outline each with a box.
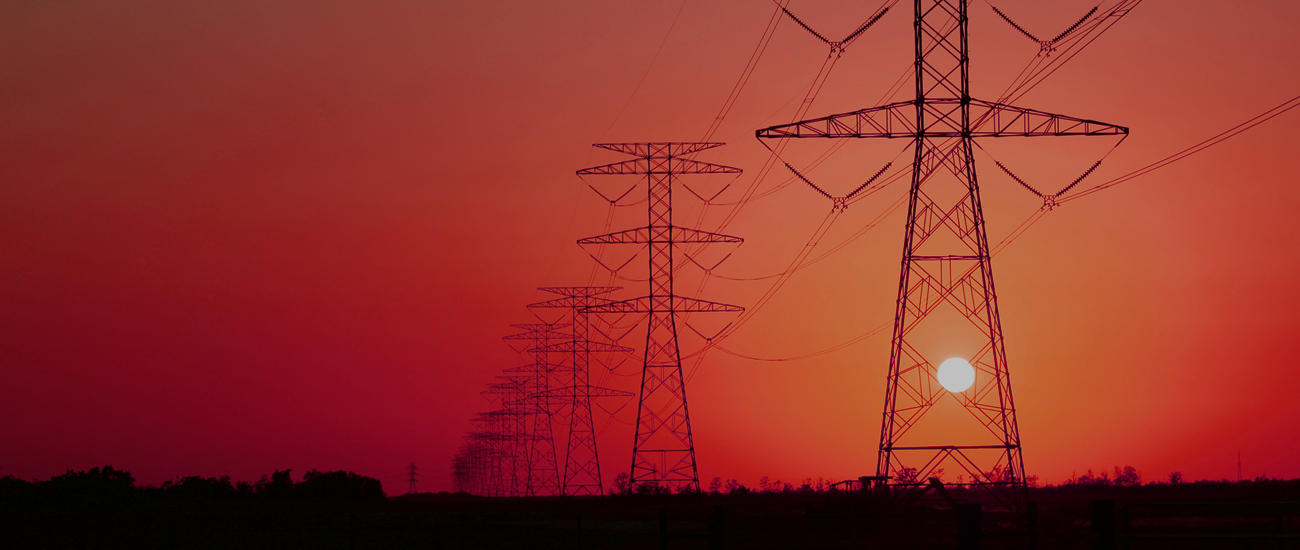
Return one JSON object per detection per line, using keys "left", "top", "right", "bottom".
{"left": 2, "top": 473, "right": 1298, "bottom": 549}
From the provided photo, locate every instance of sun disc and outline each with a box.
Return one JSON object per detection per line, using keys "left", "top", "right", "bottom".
{"left": 936, "top": 357, "right": 975, "bottom": 392}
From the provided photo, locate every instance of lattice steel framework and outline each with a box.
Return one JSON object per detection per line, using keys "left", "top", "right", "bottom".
{"left": 502, "top": 323, "right": 569, "bottom": 496}
{"left": 758, "top": 0, "right": 1126, "bottom": 510}
{"left": 465, "top": 415, "right": 508, "bottom": 496}
{"left": 528, "top": 287, "right": 634, "bottom": 496}
{"left": 579, "top": 143, "right": 744, "bottom": 492}
{"left": 481, "top": 376, "right": 530, "bottom": 496}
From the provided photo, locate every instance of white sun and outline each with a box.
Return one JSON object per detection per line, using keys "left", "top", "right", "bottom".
{"left": 936, "top": 357, "right": 975, "bottom": 393}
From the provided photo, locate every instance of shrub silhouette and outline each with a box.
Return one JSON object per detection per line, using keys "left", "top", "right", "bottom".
{"left": 41, "top": 465, "right": 135, "bottom": 505}
{"left": 0, "top": 475, "right": 34, "bottom": 504}
{"left": 633, "top": 481, "right": 671, "bottom": 496}
{"left": 293, "top": 469, "right": 385, "bottom": 502}
{"left": 159, "top": 475, "right": 240, "bottom": 500}
{"left": 612, "top": 472, "right": 630, "bottom": 495}
{"left": 256, "top": 469, "right": 295, "bottom": 499}
{"left": 1113, "top": 466, "right": 1142, "bottom": 487}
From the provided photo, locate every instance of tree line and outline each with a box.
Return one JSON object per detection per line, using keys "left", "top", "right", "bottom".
{"left": 0, "top": 466, "right": 385, "bottom": 506}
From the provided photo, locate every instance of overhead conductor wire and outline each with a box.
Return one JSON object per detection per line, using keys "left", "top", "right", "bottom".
{"left": 674, "top": 1, "right": 901, "bottom": 381}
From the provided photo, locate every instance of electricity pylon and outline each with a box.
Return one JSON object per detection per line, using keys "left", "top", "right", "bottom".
{"left": 407, "top": 462, "right": 418, "bottom": 494}
{"left": 758, "top": 1, "right": 1126, "bottom": 510}
{"left": 482, "top": 376, "right": 530, "bottom": 496}
{"left": 528, "top": 287, "right": 634, "bottom": 496}
{"left": 467, "top": 415, "right": 508, "bottom": 496}
{"left": 578, "top": 143, "right": 743, "bottom": 492}
{"left": 502, "top": 323, "right": 569, "bottom": 496}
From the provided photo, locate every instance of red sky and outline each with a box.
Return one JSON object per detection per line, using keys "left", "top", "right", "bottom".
{"left": 2, "top": 0, "right": 1299, "bottom": 494}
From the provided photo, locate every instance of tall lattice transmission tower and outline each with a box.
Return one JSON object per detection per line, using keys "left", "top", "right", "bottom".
{"left": 502, "top": 323, "right": 569, "bottom": 496}
{"left": 528, "top": 287, "right": 633, "bottom": 496}
{"left": 407, "top": 462, "right": 418, "bottom": 494}
{"left": 578, "top": 143, "right": 743, "bottom": 492}
{"left": 759, "top": 0, "right": 1126, "bottom": 509}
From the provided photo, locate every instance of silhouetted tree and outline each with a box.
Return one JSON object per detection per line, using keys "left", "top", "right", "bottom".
{"left": 634, "top": 482, "right": 670, "bottom": 496}
{"left": 722, "top": 479, "right": 748, "bottom": 495}
{"left": 816, "top": 477, "right": 831, "bottom": 492}
{"left": 256, "top": 469, "right": 295, "bottom": 499}
{"left": 1113, "top": 466, "right": 1142, "bottom": 487}
{"left": 1066, "top": 469, "right": 1110, "bottom": 487}
{"left": 612, "top": 472, "right": 630, "bottom": 495}
{"left": 708, "top": 476, "right": 722, "bottom": 494}
{"left": 42, "top": 465, "right": 135, "bottom": 504}
{"left": 160, "top": 475, "right": 239, "bottom": 501}
{"left": 294, "top": 470, "right": 385, "bottom": 502}
{"left": 1168, "top": 471, "right": 1183, "bottom": 485}
{"left": 0, "top": 475, "right": 34, "bottom": 504}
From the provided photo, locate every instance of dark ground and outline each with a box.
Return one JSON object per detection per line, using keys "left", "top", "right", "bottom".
{"left": 2, "top": 479, "right": 1299, "bottom": 549}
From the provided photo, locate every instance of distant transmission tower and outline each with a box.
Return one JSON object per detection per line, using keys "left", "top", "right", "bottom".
{"left": 759, "top": 1, "right": 1126, "bottom": 509}
{"left": 528, "top": 287, "right": 633, "bottom": 496}
{"left": 407, "top": 462, "right": 418, "bottom": 494}
{"left": 578, "top": 143, "right": 743, "bottom": 492}
{"left": 502, "top": 323, "right": 569, "bottom": 496}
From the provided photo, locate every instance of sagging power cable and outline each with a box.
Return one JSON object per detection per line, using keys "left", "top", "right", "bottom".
{"left": 990, "top": 4, "right": 1097, "bottom": 55}
{"left": 777, "top": 0, "right": 892, "bottom": 56}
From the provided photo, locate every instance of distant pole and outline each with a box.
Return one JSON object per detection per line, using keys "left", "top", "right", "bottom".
{"left": 407, "top": 462, "right": 418, "bottom": 494}
{"left": 1237, "top": 451, "right": 1241, "bottom": 482}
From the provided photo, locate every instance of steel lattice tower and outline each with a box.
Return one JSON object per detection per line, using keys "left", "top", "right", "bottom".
{"left": 528, "top": 287, "right": 634, "bottom": 496}
{"left": 578, "top": 143, "right": 744, "bottom": 492}
{"left": 502, "top": 323, "right": 569, "bottom": 496}
{"left": 466, "top": 417, "right": 506, "bottom": 496}
{"left": 758, "top": 1, "right": 1126, "bottom": 509}
{"left": 482, "top": 376, "right": 530, "bottom": 496}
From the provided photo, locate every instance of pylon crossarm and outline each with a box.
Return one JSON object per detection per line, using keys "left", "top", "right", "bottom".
{"left": 585, "top": 295, "right": 744, "bottom": 314}
{"left": 578, "top": 226, "right": 742, "bottom": 245}
{"left": 527, "top": 295, "right": 617, "bottom": 309}
{"left": 969, "top": 100, "right": 1128, "bottom": 137}
{"left": 757, "top": 100, "right": 916, "bottom": 139}
{"left": 756, "top": 98, "right": 1127, "bottom": 139}
{"left": 577, "top": 158, "right": 742, "bottom": 176}
{"left": 529, "top": 341, "right": 634, "bottom": 353}
{"left": 509, "top": 323, "right": 569, "bottom": 331}
{"left": 502, "top": 329, "right": 569, "bottom": 341}
{"left": 534, "top": 386, "right": 634, "bottom": 399}
{"left": 535, "top": 286, "right": 621, "bottom": 297}
{"left": 593, "top": 142, "right": 724, "bottom": 157}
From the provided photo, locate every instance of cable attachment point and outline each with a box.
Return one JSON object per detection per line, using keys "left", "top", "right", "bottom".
{"left": 1038, "top": 41, "right": 1056, "bottom": 57}
{"left": 1041, "top": 195, "right": 1060, "bottom": 211}
{"left": 832, "top": 197, "right": 848, "bottom": 212}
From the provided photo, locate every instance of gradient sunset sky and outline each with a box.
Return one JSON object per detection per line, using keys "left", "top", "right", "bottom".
{"left": 2, "top": 0, "right": 1299, "bottom": 494}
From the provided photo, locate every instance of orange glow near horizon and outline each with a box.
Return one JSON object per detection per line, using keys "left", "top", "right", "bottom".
{"left": 1, "top": 0, "right": 1300, "bottom": 494}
